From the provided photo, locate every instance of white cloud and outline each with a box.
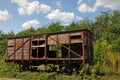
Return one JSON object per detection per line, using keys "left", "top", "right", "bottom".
{"left": 22, "top": 19, "right": 40, "bottom": 29}
{"left": 77, "top": 4, "right": 97, "bottom": 13}
{"left": 18, "top": 7, "right": 26, "bottom": 15}
{"left": 0, "top": 9, "right": 10, "bottom": 21}
{"left": 11, "top": 0, "right": 51, "bottom": 15}
{"left": 55, "top": 1, "right": 62, "bottom": 8}
{"left": 11, "top": 0, "right": 28, "bottom": 7}
{"left": 77, "top": 0, "right": 120, "bottom": 13}
{"left": 96, "top": 0, "right": 120, "bottom": 9}
{"left": 26, "top": 1, "right": 39, "bottom": 15}
{"left": 38, "top": 4, "right": 51, "bottom": 13}
{"left": 46, "top": 9, "right": 74, "bottom": 22}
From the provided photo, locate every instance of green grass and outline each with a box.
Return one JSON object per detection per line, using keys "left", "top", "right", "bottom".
{"left": 0, "top": 55, "right": 120, "bottom": 80}
{"left": 0, "top": 63, "right": 119, "bottom": 80}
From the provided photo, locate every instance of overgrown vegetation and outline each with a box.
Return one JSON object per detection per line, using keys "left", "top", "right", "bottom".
{"left": 0, "top": 10, "right": 120, "bottom": 80}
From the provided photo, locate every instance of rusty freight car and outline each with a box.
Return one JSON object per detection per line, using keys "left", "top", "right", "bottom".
{"left": 6, "top": 29, "right": 93, "bottom": 72}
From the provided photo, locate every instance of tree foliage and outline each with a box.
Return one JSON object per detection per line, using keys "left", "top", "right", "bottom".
{"left": 47, "top": 22, "right": 63, "bottom": 32}
{"left": 0, "top": 10, "right": 120, "bottom": 74}
{"left": 16, "top": 27, "right": 35, "bottom": 36}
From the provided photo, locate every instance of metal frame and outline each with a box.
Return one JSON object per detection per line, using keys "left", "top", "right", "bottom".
{"left": 6, "top": 29, "right": 93, "bottom": 64}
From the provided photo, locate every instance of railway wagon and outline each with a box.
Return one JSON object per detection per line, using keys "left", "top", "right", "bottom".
{"left": 6, "top": 29, "right": 93, "bottom": 72}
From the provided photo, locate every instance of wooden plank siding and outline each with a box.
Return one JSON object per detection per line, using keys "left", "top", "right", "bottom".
{"left": 6, "top": 29, "right": 93, "bottom": 64}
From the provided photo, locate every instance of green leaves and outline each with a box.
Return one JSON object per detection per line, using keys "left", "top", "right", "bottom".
{"left": 47, "top": 22, "right": 63, "bottom": 32}
{"left": 16, "top": 27, "right": 35, "bottom": 36}
{"left": 0, "top": 10, "right": 120, "bottom": 79}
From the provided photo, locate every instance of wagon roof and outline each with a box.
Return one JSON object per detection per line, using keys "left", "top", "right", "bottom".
{"left": 8, "top": 29, "right": 93, "bottom": 39}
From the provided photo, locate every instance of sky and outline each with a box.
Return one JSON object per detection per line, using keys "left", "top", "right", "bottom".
{"left": 0, "top": 0, "right": 120, "bottom": 33}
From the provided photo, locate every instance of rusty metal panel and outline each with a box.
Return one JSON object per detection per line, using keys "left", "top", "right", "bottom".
{"left": 7, "top": 39, "right": 14, "bottom": 46}
{"left": 15, "top": 48, "right": 22, "bottom": 60}
{"left": 6, "top": 37, "right": 30, "bottom": 61}
{"left": 48, "top": 35, "right": 57, "bottom": 44}
{"left": 15, "top": 38, "right": 22, "bottom": 60}
{"left": 23, "top": 38, "right": 30, "bottom": 60}
{"left": 70, "top": 32, "right": 82, "bottom": 36}
{"left": 70, "top": 39, "right": 82, "bottom": 43}
{"left": 84, "top": 31, "right": 88, "bottom": 61}
{"left": 48, "top": 32, "right": 83, "bottom": 45}
{"left": 7, "top": 47, "right": 14, "bottom": 60}
{"left": 70, "top": 32, "right": 83, "bottom": 44}
{"left": 16, "top": 38, "right": 22, "bottom": 50}
{"left": 58, "top": 33, "right": 69, "bottom": 44}
{"left": 7, "top": 39, "right": 15, "bottom": 60}
{"left": 83, "top": 30, "right": 93, "bottom": 63}
{"left": 6, "top": 29, "right": 93, "bottom": 63}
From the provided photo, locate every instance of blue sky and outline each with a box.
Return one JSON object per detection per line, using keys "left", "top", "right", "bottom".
{"left": 0, "top": 0, "right": 120, "bottom": 33}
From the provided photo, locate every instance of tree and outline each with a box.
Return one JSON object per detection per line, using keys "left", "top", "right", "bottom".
{"left": 93, "top": 10, "right": 120, "bottom": 41}
{"left": 16, "top": 27, "right": 35, "bottom": 37}
{"left": 0, "top": 31, "right": 15, "bottom": 56}
{"left": 47, "top": 22, "right": 63, "bottom": 32}
{"left": 35, "top": 26, "right": 48, "bottom": 34}
{"left": 65, "top": 22, "right": 79, "bottom": 30}
{"left": 0, "top": 30, "right": 4, "bottom": 40}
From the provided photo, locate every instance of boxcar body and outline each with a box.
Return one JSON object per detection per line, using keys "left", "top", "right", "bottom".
{"left": 6, "top": 29, "right": 93, "bottom": 72}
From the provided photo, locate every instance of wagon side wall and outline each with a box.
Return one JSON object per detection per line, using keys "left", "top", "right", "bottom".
{"left": 6, "top": 37, "right": 30, "bottom": 61}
